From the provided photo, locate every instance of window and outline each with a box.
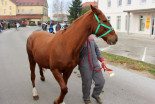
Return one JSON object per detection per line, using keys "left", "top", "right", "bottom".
{"left": 37, "top": 2, "right": 39, "bottom": 5}
{"left": 5, "top": 1, "right": 7, "bottom": 6}
{"left": 140, "top": 16, "right": 145, "bottom": 31}
{"left": 107, "top": 0, "right": 111, "bottom": 7}
{"left": 117, "top": 16, "right": 121, "bottom": 29}
{"left": 107, "top": 16, "right": 111, "bottom": 23}
{"left": 141, "top": 0, "right": 146, "bottom": 3}
{"left": 23, "top": 2, "right": 25, "bottom": 5}
{"left": 18, "top": 9, "right": 20, "bottom": 13}
{"left": 1, "top": 0, "right": 4, "bottom": 5}
{"left": 10, "top": 12, "right": 12, "bottom": 15}
{"left": 10, "top": 6, "right": 12, "bottom": 10}
{"left": 22, "top": 9, "right": 24, "bottom": 14}
{"left": 30, "top": 9, "right": 33, "bottom": 14}
{"left": 127, "top": 0, "right": 131, "bottom": 5}
{"left": 118, "top": 0, "right": 122, "bottom": 6}
{"left": 3, "top": 9, "right": 6, "bottom": 14}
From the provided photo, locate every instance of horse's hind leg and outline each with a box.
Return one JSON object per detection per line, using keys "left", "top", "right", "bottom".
{"left": 28, "top": 56, "right": 39, "bottom": 100}
{"left": 38, "top": 65, "right": 45, "bottom": 81}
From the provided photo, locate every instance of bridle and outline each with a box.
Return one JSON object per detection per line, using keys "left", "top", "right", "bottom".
{"left": 94, "top": 14, "right": 114, "bottom": 38}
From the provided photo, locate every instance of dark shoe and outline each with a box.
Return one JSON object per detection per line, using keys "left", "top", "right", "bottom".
{"left": 92, "top": 96, "right": 103, "bottom": 104}
{"left": 84, "top": 100, "right": 92, "bottom": 104}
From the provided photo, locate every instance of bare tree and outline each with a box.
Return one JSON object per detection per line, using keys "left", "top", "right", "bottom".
{"left": 53, "top": 0, "right": 65, "bottom": 22}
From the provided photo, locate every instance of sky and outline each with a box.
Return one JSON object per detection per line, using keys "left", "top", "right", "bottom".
{"left": 47, "top": 0, "right": 97, "bottom": 18}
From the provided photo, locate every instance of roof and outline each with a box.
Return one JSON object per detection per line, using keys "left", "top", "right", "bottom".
{"left": 0, "top": 14, "right": 43, "bottom": 20}
{"left": 53, "top": 14, "right": 66, "bottom": 18}
{"left": 124, "top": 8, "right": 155, "bottom": 13}
{"left": 82, "top": 2, "right": 97, "bottom": 8}
{"left": 10, "top": 0, "right": 46, "bottom": 6}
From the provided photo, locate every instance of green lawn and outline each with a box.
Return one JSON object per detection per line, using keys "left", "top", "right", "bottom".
{"left": 101, "top": 52, "right": 155, "bottom": 74}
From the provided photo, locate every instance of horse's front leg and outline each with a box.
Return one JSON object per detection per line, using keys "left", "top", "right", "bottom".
{"left": 51, "top": 69, "right": 67, "bottom": 104}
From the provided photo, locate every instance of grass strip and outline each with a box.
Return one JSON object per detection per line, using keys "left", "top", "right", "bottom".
{"left": 101, "top": 52, "right": 155, "bottom": 74}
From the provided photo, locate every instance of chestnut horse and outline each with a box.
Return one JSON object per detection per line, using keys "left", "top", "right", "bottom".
{"left": 26, "top": 5, "right": 117, "bottom": 104}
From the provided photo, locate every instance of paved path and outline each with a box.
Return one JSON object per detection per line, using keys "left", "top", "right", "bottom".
{"left": 0, "top": 27, "right": 155, "bottom": 104}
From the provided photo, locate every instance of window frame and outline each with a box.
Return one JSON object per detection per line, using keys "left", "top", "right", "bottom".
{"left": 107, "top": 0, "right": 111, "bottom": 7}
{"left": 4, "top": 9, "right": 6, "bottom": 14}
{"left": 22, "top": 9, "right": 24, "bottom": 14}
{"left": 118, "top": 0, "right": 122, "bottom": 6}
{"left": 141, "top": 0, "right": 146, "bottom": 3}
{"left": 127, "top": 0, "right": 131, "bottom": 5}
{"left": 107, "top": 16, "right": 111, "bottom": 23}
{"left": 117, "top": 16, "right": 121, "bottom": 30}
{"left": 10, "top": 6, "right": 12, "bottom": 10}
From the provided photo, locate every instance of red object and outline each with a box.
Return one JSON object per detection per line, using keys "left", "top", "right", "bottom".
{"left": 87, "top": 38, "right": 102, "bottom": 71}
{"left": 99, "top": 58, "right": 104, "bottom": 62}
{"left": 102, "top": 63, "right": 113, "bottom": 72}
{"left": 87, "top": 38, "right": 113, "bottom": 72}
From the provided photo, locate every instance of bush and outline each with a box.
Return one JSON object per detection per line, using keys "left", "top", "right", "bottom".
{"left": 10, "top": 24, "right": 16, "bottom": 28}
{"left": 29, "top": 23, "right": 37, "bottom": 26}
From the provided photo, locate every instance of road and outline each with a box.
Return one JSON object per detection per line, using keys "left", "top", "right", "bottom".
{"left": 94, "top": 34, "right": 155, "bottom": 65}
{"left": 0, "top": 27, "right": 155, "bottom": 104}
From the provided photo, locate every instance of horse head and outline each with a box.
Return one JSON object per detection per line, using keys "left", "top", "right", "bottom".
{"left": 90, "top": 5, "right": 118, "bottom": 45}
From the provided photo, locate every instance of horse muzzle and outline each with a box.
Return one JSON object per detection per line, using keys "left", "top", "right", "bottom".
{"left": 108, "top": 37, "right": 118, "bottom": 45}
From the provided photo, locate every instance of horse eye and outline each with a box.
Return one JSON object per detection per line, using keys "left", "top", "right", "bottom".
{"left": 103, "top": 20, "right": 107, "bottom": 22}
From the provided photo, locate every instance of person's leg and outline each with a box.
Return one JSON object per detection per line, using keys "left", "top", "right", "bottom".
{"left": 79, "top": 66, "right": 93, "bottom": 101}
{"left": 92, "top": 70, "right": 105, "bottom": 98}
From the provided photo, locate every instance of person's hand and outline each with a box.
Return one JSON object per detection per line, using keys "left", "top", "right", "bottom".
{"left": 101, "top": 61, "right": 105, "bottom": 71}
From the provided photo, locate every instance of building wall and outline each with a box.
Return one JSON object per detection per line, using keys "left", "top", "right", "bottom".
{"left": 42, "top": 16, "right": 48, "bottom": 22}
{"left": 0, "top": 0, "right": 17, "bottom": 15}
{"left": 17, "top": 6, "right": 43, "bottom": 14}
{"left": 98, "top": 0, "right": 155, "bottom": 35}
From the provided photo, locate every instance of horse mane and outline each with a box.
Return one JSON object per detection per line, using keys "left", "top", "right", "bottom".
{"left": 72, "top": 10, "right": 92, "bottom": 24}
{"left": 59, "top": 10, "right": 92, "bottom": 34}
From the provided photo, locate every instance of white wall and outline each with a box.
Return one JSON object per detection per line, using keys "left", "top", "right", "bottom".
{"left": 98, "top": 0, "right": 155, "bottom": 35}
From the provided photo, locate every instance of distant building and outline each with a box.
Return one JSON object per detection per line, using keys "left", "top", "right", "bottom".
{"left": 82, "top": 1, "right": 97, "bottom": 8}
{"left": 53, "top": 14, "right": 68, "bottom": 23}
{"left": 0, "top": 0, "right": 48, "bottom": 25}
{"left": 98, "top": 0, "right": 155, "bottom": 36}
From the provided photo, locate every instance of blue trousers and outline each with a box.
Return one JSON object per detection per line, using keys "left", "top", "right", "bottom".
{"left": 79, "top": 66, "right": 105, "bottom": 100}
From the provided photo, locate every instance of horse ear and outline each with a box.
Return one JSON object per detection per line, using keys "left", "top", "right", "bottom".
{"left": 90, "top": 5, "right": 100, "bottom": 15}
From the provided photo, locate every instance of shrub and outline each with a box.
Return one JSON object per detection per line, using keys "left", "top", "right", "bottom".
{"left": 10, "top": 24, "right": 16, "bottom": 28}
{"left": 29, "top": 23, "right": 37, "bottom": 26}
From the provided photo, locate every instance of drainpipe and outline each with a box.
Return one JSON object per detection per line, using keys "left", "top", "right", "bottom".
{"left": 127, "top": 12, "right": 130, "bottom": 35}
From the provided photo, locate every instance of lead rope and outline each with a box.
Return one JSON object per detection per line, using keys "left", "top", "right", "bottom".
{"left": 87, "top": 38, "right": 113, "bottom": 72}
{"left": 87, "top": 38, "right": 102, "bottom": 71}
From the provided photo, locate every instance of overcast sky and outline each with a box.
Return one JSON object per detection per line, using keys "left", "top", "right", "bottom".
{"left": 47, "top": 0, "right": 97, "bottom": 18}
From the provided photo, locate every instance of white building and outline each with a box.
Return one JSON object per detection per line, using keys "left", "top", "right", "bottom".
{"left": 98, "top": 0, "right": 155, "bottom": 36}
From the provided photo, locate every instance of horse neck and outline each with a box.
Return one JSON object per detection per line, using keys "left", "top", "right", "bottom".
{"left": 63, "top": 13, "right": 93, "bottom": 55}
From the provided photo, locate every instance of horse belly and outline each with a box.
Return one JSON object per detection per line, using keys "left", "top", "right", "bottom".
{"left": 34, "top": 54, "right": 50, "bottom": 68}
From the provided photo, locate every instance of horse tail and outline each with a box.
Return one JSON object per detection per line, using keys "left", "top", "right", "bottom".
{"left": 26, "top": 35, "right": 34, "bottom": 59}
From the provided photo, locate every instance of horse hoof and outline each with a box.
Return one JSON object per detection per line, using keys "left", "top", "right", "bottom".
{"left": 40, "top": 77, "right": 45, "bottom": 81}
{"left": 60, "top": 102, "right": 65, "bottom": 104}
{"left": 53, "top": 101, "right": 65, "bottom": 104}
{"left": 33, "top": 95, "right": 39, "bottom": 100}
